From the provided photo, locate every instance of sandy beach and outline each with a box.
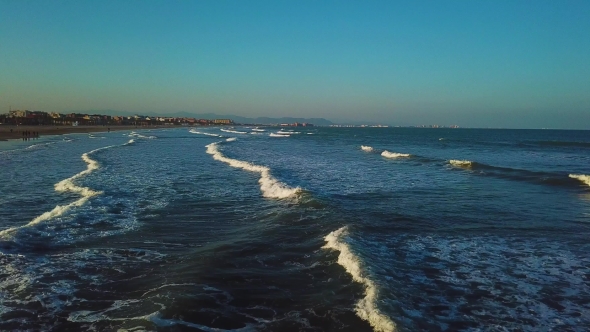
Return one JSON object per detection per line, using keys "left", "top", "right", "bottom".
{"left": 0, "top": 125, "right": 168, "bottom": 141}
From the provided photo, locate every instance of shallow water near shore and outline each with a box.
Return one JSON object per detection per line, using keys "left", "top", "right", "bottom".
{"left": 1, "top": 127, "right": 590, "bottom": 331}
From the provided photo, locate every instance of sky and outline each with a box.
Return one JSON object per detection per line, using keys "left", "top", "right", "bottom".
{"left": 1, "top": 1, "right": 589, "bottom": 128}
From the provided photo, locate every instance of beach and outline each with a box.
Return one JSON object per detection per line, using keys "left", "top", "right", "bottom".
{"left": 0, "top": 125, "right": 167, "bottom": 141}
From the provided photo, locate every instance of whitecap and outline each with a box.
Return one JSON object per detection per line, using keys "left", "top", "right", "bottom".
{"left": 270, "top": 133, "right": 290, "bottom": 137}
{"left": 449, "top": 160, "right": 472, "bottom": 167}
{"left": 226, "top": 137, "right": 237, "bottom": 142}
{"left": 569, "top": 174, "right": 590, "bottom": 186}
{"left": 361, "top": 145, "right": 374, "bottom": 152}
{"left": 381, "top": 150, "right": 410, "bottom": 158}
{"left": 220, "top": 128, "right": 248, "bottom": 134}
{"left": 323, "top": 227, "right": 396, "bottom": 332}
{"left": 189, "top": 129, "right": 220, "bottom": 137}
{"left": 205, "top": 142, "right": 301, "bottom": 199}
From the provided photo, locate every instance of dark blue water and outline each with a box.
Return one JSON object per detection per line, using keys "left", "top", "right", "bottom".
{"left": 1, "top": 127, "right": 589, "bottom": 331}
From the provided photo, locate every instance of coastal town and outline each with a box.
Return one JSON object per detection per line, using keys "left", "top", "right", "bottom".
{"left": 0, "top": 110, "right": 234, "bottom": 127}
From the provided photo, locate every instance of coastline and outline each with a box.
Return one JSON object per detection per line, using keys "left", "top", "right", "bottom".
{"left": 0, "top": 125, "right": 169, "bottom": 141}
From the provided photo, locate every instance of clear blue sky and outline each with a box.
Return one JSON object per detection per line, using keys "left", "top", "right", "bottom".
{"left": 1, "top": 0, "right": 589, "bottom": 128}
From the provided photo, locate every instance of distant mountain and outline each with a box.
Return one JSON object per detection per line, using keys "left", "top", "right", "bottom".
{"left": 71, "top": 110, "right": 333, "bottom": 126}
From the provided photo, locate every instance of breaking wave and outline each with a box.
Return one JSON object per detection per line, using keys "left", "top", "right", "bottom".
{"left": 449, "top": 160, "right": 473, "bottom": 167}
{"left": 569, "top": 174, "right": 590, "bottom": 186}
{"left": 323, "top": 227, "right": 396, "bottom": 332}
{"left": 220, "top": 128, "right": 248, "bottom": 134}
{"left": 226, "top": 137, "right": 237, "bottom": 142}
{"left": 381, "top": 150, "right": 410, "bottom": 158}
{"left": 129, "top": 131, "right": 157, "bottom": 139}
{"left": 205, "top": 142, "right": 301, "bottom": 199}
{"left": 189, "top": 129, "right": 221, "bottom": 137}
{"left": 270, "top": 133, "right": 290, "bottom": 137}
{"left": 361, "top": 145, "right": 374, "bottom": 152}
{"left": 251, "top": 128, "right": 266, "bottom": 132}
{"left": 0, "top": 143, "right": 121, "bottom": 239}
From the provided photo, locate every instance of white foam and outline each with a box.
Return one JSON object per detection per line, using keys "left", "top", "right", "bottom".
{"left": 306, "top": 133, "right": 314, "bottom": 135}
{"left": 569, "top": 174, "right": 590, "bottom": 186}
{"left": 189, "top": 129, "right": 221, "bottom": 137}
{"left": 0, "top": 142, "right": 130, "bottom": 239}
{"left": 205, "top": 142, "right": 301, "bottom": 199}
{"left": 361, "top": 145, "right": 374, "bottom": 152}
{"left": 381, "top": 150, "right": 410, "bottom": 158}
{"left": 280, "top": 131, "right": 301, "bottom": 134}
{"left": 449, "top": 160, "right": 472, "bottom": 167}
{"left": 226, "top": 137, "right": 237, "bottom": 142}
{"left": 270, "top": 133, "right": 290, "bottom": 137}
{"left": 220, "top": 128, "right": 248, "bottom": 134}
{"left": 323, "top": 227, "right": 396, "bottom": 332}
{"left": 252, "top": 128, "right": 266, "bottom": 132}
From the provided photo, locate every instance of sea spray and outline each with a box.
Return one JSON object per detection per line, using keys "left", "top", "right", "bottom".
{"left": 381, "top": 151, "right": 410, "bottom": 158}
{"left": 205, "top": 142, "right": 301, "bottom": 199}
{"left": 323, "top": 227, "right": 396, "bottom": 332}
{"left": 569, "top": 174, "right": 590, "bottom": 186}
{"left": 361, "top": 146, "right": 374, "bottom": 152}
{"left": 0, "top": 140, "right": 135, "bottom": 238}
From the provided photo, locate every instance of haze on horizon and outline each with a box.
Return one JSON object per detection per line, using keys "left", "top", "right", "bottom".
{"left": 1, "top": 1, "right": 589, "bottom": 129}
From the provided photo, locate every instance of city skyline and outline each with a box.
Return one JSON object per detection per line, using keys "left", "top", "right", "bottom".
{"left": 1, "top": 1, "right": 589, "bottom": 129}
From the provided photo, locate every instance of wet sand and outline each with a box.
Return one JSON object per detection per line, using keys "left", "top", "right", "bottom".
{"left": 0, "top": 125, "right": 168, "bottom": 141}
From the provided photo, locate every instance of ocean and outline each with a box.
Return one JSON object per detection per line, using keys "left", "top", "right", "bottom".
{"left": 1, "top": 127, "right": 589, "bottom": 331}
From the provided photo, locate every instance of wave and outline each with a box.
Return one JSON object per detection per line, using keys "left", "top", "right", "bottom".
{"left": 0, "top": 144, "right": 121, "bottom": 239}
{"left": 270, "top": 133, "right": 290, "bottom": 137}
{"left": 220, "top": 128, "right": 248, "bottom": 134}
{"left": 449, "top": 160, "right": 584, "bottom": 188}
{"left": 361, "top": 145, "right": 374, "bottom": 152}
{"left": 251, "top": 128, "right": 266, "bottom": 132}
{"left": 381, "top": 150, "right": 410, "bottom": 158}
{"left": 323, "top": 227, "right": 396, "bottom": 332}
{"left": 529, "top": 140, "right": 590, "bottom": 148}
{"left": 449, "top": 160, "right": 472, "bottom": 167}
{"left": 129, "top": 132, "right": 157, "bottom": 139}
{"left": 569, "top": 174, "right": 590, "bottom": 186}
{"left": 205, "top": 142, "right": 301, "bottom": 199}
{"left": 279, "top": 131, "right": 301, "bottom": 134}
{"left": 226, "top": 137, "right": 237, "bottom": 142}
{"left": 189, "top": 129, "right": 221, "bottom": 137}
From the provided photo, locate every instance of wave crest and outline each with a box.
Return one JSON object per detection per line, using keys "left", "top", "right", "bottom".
{"left": 361, "top": 146, "right": 374, "bottom": 152}
{"left": 569, "top": 174, "right": 590, "bottom": 186}
{"left": 381, "top": 150, "right": 410, "bottom": 158}
{"left": 323, "top": 227, "right": 396, "bottom": 332}
{"left": 449, "top": 160, "right": 473, "bottom": 167}
{"left": 0, "top": 145, "right": 118, "bottom": 238}
{"left": 205, "top": 142, "right": 301, "bottom": 199}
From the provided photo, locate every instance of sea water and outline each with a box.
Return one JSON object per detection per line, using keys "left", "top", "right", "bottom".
{"left": 1, "top": 127, "right": 589, "bottom": 331}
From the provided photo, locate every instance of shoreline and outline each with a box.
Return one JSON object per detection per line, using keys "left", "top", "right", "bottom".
{"left": 0, "top": 125, "right": 171, "bottom": 141}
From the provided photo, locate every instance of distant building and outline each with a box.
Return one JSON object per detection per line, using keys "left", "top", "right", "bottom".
{"left": 213, "top": 119, "right": 233, "bottom": 124}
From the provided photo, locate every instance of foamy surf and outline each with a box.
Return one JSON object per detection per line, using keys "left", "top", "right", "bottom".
{"left": 189, "top": 129, "right": 221, "bottom": 137}
{"left": 569, "top": 174, "right": 590, "bottom": 186}
{"left": 270, "top": 133, "right": 290, "bottom": 137}
{"left": 0, "top": 144, "right": 121, "bottom": 239}
{"left": 361, "top": 145, "right": 374, "bottom": 152}
{"left": 252, "top": 128, "right": 266, "bottom": 132}
{"left": 323, "top": 227, "right": 396, "bottom": 332}
{"left": 381, "top": 151, "right": 410, "bottom": 158}
{"left": 449, "top": 160, "right": 473, "bottom": 167}
{"left": 205, "top": 142, "right": 301, "bottom": 199}
{"left": 226, "top": 137, "right": 237, "bottom": 142}
{"left": 220, "top": 128, "right": 248, "bottom": 134}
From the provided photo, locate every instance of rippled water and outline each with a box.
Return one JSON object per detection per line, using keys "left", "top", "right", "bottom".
{"left": 1, "top": 127, "right": 589, "bottom": 331}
